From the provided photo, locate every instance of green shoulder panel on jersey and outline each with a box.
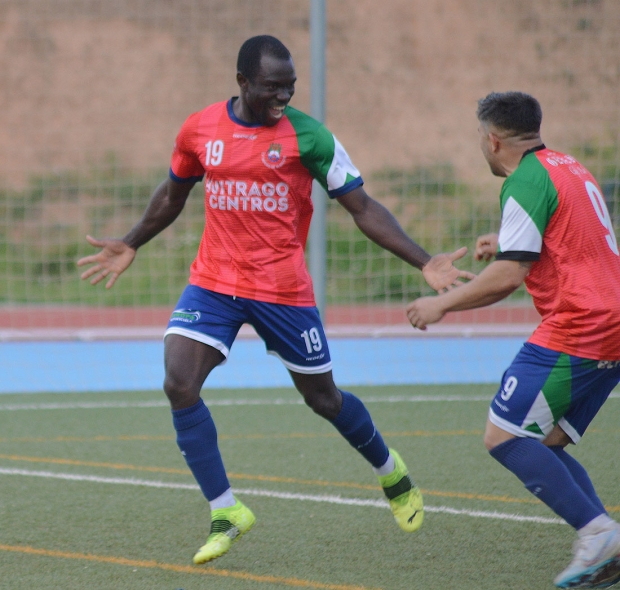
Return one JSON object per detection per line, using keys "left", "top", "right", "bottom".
{"left": 284, "top": 106, "right": 335, "bottom": 192}
{"left": 500, "top": 152, "right": 559, "bottom": 237}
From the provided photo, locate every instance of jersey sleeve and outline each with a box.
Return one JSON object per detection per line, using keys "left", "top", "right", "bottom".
{"left": 496, "top": 163, "right": 558, "bottom": 261}
{"left": 323, "top": 134, "right": 364, "bottom": 198}
{"left": 286, "top": 108, "right": 363, "bottom": 198}
{"left": 169, "top": 112, "right": 205, "bottom": 183}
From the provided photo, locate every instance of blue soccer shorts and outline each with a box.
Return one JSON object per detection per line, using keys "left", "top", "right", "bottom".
{"left": 489, "top": 342, "right": 620, "bottom": 443}
{"left": 164, "top": 285, "right": 332, "bottom": 374}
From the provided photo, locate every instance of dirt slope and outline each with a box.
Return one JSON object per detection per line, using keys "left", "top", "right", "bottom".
{"left": 0, "top": 0, "right": 618, "bottom": 187}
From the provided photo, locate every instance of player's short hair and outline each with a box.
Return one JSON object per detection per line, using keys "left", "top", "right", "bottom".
{"left": 237, "top": 35, "right": 291, "bottom": 82}
{"left": 476, "top": 91, "right": 542, "bottom": 137}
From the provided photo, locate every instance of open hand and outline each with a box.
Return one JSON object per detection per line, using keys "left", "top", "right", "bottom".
{"left": 77, "top": 235, "right": 136, "bottom": 289}
{"left": 422, "top": 246, "right": 476, "bottom": 293}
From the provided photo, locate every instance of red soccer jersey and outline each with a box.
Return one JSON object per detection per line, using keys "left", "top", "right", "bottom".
{"left": 169, "top": 99, "right": 362, "bottom": 306}
{"left": 496, "top": 147, "right": 620, "bottom": 359}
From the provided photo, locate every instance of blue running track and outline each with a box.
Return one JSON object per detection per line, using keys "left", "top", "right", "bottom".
{"left": 1, "top": 336, "right": 525, "bottom": 394}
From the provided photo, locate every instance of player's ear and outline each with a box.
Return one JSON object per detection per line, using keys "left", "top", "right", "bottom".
{"left": 236, "top": 71, "right": 248, "bottom": 90}
{"left": 488, "top": 132, "right": 502, "bottom": 153}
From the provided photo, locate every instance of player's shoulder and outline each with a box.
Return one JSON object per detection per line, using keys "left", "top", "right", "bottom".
{"left": 181, "top": 101, "right": 228, "bottom": 127}
{"left": 283, "top": 106, "right": 336, "bottom": 159}
{"left": 284, "top": 106, "right": 331, "bottom": 136}
{"left": 501, "top": 149, "right": 561, "bottom": 216}
{"left": 505, "top": 150, "right": 551, "bottom": 190}
{"left": 283, "top": 105, "right": 319, "bottom": 125}
{"left": 518, "top": 147, "right": 590, "bottom": 179}
{"left": 175, "top": 102, "right": 228, "bottom": 149}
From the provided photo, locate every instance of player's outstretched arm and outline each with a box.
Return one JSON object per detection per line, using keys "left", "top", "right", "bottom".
{"left": 337, "top": 186, "right": 474, "bottom": 292}
{"left": 77, "top": 177, "right": 195, "bottom": 289}
{"left": 406, "top": 259, "right": 531, "bottom": 330}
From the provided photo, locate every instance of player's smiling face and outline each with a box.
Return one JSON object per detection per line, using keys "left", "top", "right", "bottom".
{"left": 238, "top": 53, "right": 296, "bottom": 127}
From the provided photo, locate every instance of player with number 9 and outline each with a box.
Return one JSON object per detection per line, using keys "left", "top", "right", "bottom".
{"left": 406, "top": 91, "right": 620, "bottom": 589}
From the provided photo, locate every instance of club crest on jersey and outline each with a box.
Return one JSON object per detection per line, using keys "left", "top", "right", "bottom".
{"left": 262, "top": 143, "right": 286, "bottom": 169}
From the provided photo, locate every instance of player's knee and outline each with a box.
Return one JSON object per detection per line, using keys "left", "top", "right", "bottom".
{"left": 483, "top": 426, "right": 504, "bottom": 451}
{"left": 302, "top": 389, "right": 341, "bottom": 420}
{"left": 483, "top": 433, "right": 497, "bottom": 452}
{"left": 484, "top": 426, "right": 517, "bottom": 452}
{"left": 163, "top": 371, "right": 200, "bottom": 408}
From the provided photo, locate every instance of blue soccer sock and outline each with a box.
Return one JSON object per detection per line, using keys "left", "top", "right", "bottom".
{"left": 548, "top": 445, "right": 607, "bottom": 515}
{"left": 490, "top": 437, "right": 605, "bottom": 530}
{"left": 172, "top": 399, "right": 230, "bottom": 502}
{"left": 331, "top": 390, "right": 389, "bottom": 468}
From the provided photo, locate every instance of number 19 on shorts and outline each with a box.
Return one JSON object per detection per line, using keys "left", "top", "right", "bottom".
{"left": 300, "top": 328, "right": 323, "bottom": 353}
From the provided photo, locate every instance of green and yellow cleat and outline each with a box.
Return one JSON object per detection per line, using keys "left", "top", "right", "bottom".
{"left": 193, "top": 498, "right": 256, "bottom": 564}
{"left": 378, "top": 449, "right": 424, "bottom": 533}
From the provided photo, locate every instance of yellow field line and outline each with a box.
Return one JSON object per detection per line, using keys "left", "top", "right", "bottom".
{"left": 2, "top": 451, "right": 618, "bottom": 512}
{"left": 0, "top": 428, "right": 612, "bottom": 445}
{"left": 0, "top": 544, "right": 380, "bottom": 590}
{"left": 0, "top": 453, "right": 189, "bottom": 475}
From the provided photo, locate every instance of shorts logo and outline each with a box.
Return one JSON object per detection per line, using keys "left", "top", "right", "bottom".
{"left": 262, "top": 143, "right": 286, "bottom": 169}
{"left": 305, "top": 353, "right": 325, "bottom": 362}
{"left": 493, "top": 399, "right": 510, "bottom": 413}
{"left": 598, "top": 360, "right": 620, "bottom": 369}
{"left": 170, "top": 309, "right": 201, "bottom": 323}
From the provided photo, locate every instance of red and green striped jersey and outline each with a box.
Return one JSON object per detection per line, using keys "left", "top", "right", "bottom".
{"left": 496, "top": 146, "right": 620, "bottom": 359}
{"left": 170, "top": 99, "right": 363, "bottom": 306}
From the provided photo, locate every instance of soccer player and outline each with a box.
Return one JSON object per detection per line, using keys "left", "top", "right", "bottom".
{"left": 406, "top": 91, "right": 620, "bottom": 589}
{"left": 78, "top": 35, "right": 473, "bottom": 564}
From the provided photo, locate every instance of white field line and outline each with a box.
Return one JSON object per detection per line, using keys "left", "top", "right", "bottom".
{"left": 0, "top": 323, "right": 537, "bottom": 342}
{"left": 0, "top": 393, "right": 617, "bottom": 411}
{"left": 0, "top": 467, "right": 565, "bottom": 526}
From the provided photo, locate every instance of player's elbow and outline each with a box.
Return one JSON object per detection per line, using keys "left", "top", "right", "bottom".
{"left": 500, "top": 276, "right": 524, "bottom": 295}
{"left": 491, "top": 261, "right": 529, "bottom": 294}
